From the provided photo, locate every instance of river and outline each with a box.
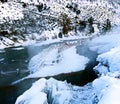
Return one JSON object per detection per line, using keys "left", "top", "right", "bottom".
{"left": 0, "top": 40, "right": 98, "bottom": 104}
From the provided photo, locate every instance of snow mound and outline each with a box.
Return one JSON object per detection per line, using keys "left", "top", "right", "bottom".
{"left": 93, "top": 75, "right": 120, "bottom": 104}
{"left": 28, "top": 46, "right": 89, "bottom": 78}
{"left": 94, "top": 46, "right": 120, "bottom": 75}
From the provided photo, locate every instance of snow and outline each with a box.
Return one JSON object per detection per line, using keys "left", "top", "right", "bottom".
{"left": 1, "top": 0, "right": 120, "bottom": 104}
{"left": 0, "top": 0, "right": 120, "bottom": 49}
{"left": 11, "top": 47, "right": 24, "bottom": 50}
{"left": 93, "top": 75, "right": 120, "bottom": 104}
{"left": 94, "top": 46, "right": 120, "bottom": 75}
{"left": 28, "top": 46, "right": 89, "bottom": 78}
{"left": 15, "top": 75, "right": 120, "bottom": 104}
{"left": 0, "top": 1, "right": 23, "bottom": 23}
{"left": 15, "top": 78, "right": 95, "bottom": 104}
{"left": 15, "top": 78, "right": 47, "bottom": 104}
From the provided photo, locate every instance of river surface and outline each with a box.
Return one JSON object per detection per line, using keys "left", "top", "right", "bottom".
{"left": 0, "top": 41, "right": 97, "bottom": 104}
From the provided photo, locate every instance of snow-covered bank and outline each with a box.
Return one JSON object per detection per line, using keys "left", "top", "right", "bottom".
{"left": 86, "top": 25, "right": 120, "bottom": 75}
{"left": 0, "top": 0, "right": 120, "bottom": 49}
{"left": 93, "top": 75, "right": 120, "bottom": 104}
{"left": 0, "top": 1, "right": 23, "bottom": 23}
{"left": 94, "top": 46, "right": 120, "bottom": 75}
{"left": 28, "top": 46, "right": 89, "bottom": 78}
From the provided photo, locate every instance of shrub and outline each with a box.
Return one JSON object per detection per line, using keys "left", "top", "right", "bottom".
{"left": 59, "top": 13, "right": 72, "bottom": 35}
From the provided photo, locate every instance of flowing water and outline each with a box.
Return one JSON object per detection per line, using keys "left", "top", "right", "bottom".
{"left": 0, "top": 41, "right": 98, "bottom": 104}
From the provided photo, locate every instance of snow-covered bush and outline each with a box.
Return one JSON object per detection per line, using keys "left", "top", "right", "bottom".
{"left": 0, "top": 0, "right": 120, "bottom": 48}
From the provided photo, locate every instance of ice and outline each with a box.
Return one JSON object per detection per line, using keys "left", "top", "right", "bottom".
{"left": 15, "top": 78, "right": 95, "bottom": 104}
{"left": 28, "top": 46, "right": 89, "bottom": 78}
{"left": 15, "top": 78, "right": 48, "bottom": 104}
{"left": 93, "top": 75, "right": 120, "bottom": 104}
{"left": 15, "top": 75, "right": 120, "bottom": 104}
{"left": 94, "top": 46, "right": 120, "bottom": 75}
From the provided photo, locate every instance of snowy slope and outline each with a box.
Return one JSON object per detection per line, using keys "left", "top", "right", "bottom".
{"left": 0, "top": 0, "right": 120, "bottom": 49}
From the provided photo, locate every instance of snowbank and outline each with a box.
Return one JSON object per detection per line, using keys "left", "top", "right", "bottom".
{"left": 94, "top": 46, "right": 120, "bottom": 75}
{"left": 28, "top": 46, "right": 89, "bottom": 78}
{"left": 93, "top": 75, "right": 120, "bottom": 104}
{"left": 0, "top": 0, "right": 120, "bottom": 49}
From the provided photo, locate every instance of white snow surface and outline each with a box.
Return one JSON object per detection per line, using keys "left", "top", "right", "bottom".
{"left": 28, "top": 46, "right": 89, "bottom": 78}
{"left": 0, "top": 1, "right": 23, "bottom": 23}
{"left": 0, "top": 0, "right": 120, "bottom": 49}
{"left": 94, "top": 46, "right": 120, "bottom": 75}
{"left": 15, "top": 78, "right": 95, "bottom": 104}
{"left": 16, "top": 76, "right": 120, "bottom": 104}
{"left": 15, "top": 78, "right": 48, "bottom": 104}
{"left": 93, "top": 75, "right": 120, "bottom": 104}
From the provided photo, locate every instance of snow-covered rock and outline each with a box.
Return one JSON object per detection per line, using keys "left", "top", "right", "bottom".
{"left": 28, "top": 46, "right": 89, "bottom": 78}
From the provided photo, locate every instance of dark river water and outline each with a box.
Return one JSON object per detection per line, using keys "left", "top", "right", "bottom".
{"left": 0, "top": 41, "right": 98, "bottom": 104}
